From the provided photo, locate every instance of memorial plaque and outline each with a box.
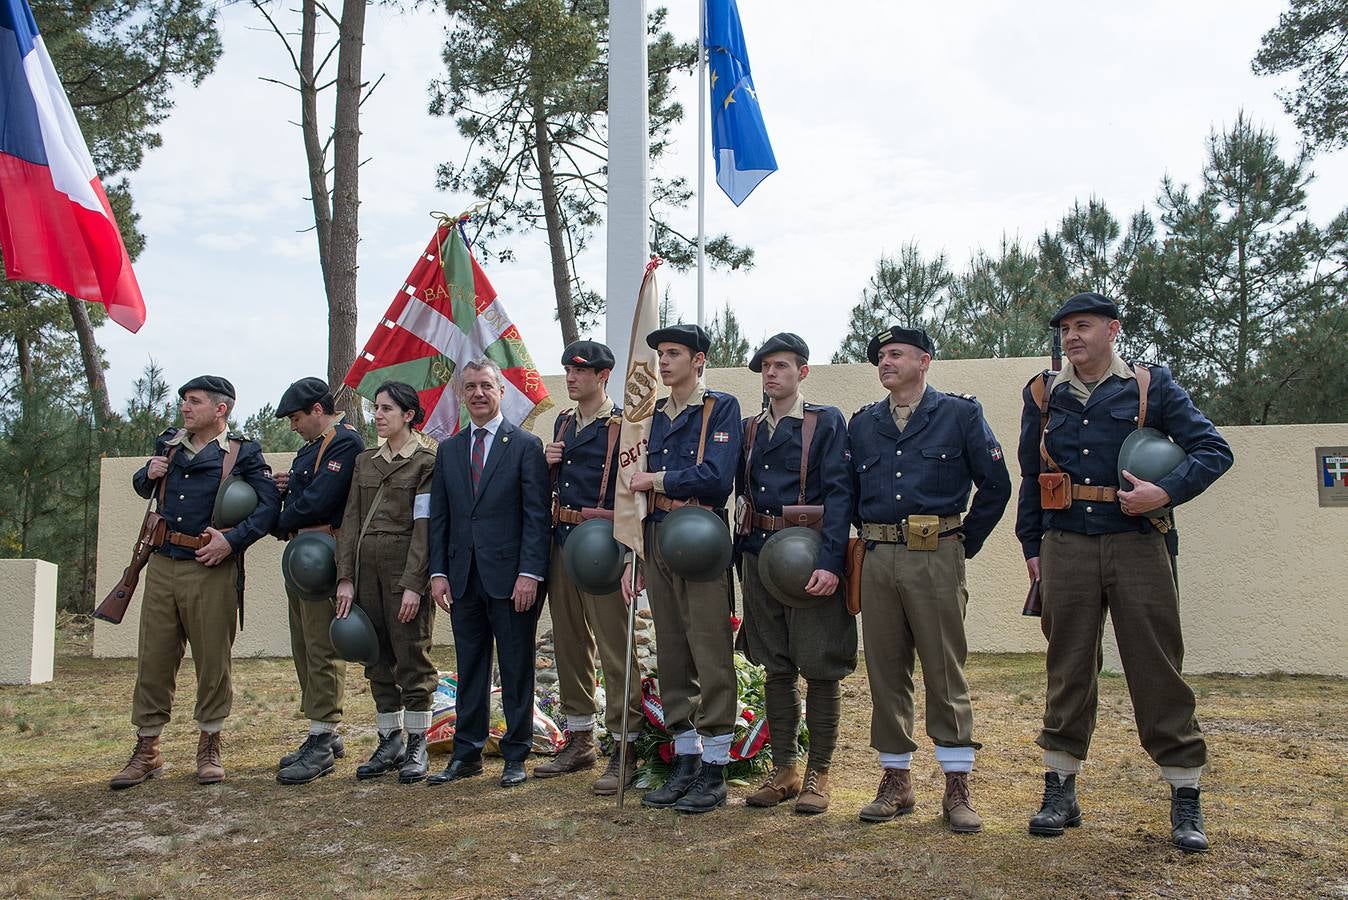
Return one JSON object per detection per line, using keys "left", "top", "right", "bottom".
{"left": 1317, "top": 446, "right": 1348, "bottom": 508}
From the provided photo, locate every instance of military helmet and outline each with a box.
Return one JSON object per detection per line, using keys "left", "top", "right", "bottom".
{"left": 282, "top": 531, "right": 338, "bottom": 601}
{"left": 758, "top": 527, "right": 830, "bottom": 608}
{"left": 562, "top": 518, "right": 626, "bottom": 594}
{"left": 1117, "top": 427, "right": 1186, "bottom": 516}
{"left": 656, "top": 505, "right": 732, "bottom": 582}
{"left": 214, "top": 477, "right": 258, "bottom": 528}
{"left": 329, "top": 603, "right": 381, "bottom": 666}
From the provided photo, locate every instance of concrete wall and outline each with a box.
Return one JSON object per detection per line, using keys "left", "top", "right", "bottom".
{"left": 94, "top": 358, "right": 1348, "bottom": 675}
{"left": 0, "top": 559, "right": 56, "bottom": 684}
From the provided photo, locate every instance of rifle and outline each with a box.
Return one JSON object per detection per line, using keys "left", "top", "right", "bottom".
{"left": 94, "top": 496, "right": 167, "bottom": 624}
{"left": 1023, "top": 328, "right": 1063, "bottom": 618}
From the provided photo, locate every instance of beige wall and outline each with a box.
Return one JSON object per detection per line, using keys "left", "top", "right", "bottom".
{"left": 0, "top": 559, "right": 56, "bottom": 684}
{"left": 94, "top": 358, "right": 1348, "bottom": 675}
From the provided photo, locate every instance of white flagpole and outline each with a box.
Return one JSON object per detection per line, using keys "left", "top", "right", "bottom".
{"left": 697, "top": 0, "right": 707, "bottom": 329}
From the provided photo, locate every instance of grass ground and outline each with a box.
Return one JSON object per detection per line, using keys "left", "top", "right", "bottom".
{"left": 0, "top": 616, "right": 1344, "bottom": 898}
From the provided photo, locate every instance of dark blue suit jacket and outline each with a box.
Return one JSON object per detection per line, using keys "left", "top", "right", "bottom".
{"left": 428, "top": 418, "right": 551, "bottom": 599}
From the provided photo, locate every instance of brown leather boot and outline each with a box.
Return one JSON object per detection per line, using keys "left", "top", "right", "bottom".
{"left": 533, "top": 730, "right": 598, "bottom": 778}
{"left": 794, "top": 769, "right": 831, "bottom": 815}
{"left": 943, "top": 771, "right": 982, "bottom": 833}
{"left": 109, "top": 735, "right": 163, "bottom": 790}
{"left": 745, "top": 765, "right": 803, "bottom": 808}
{"left": 858, "top": 768, "right": 916, "bottom": 822}
{"left": 591, "top": 741, "right": 638, "bottom": 796}
{"left": 196, "top": 731, "right": 224, "bottom": 785}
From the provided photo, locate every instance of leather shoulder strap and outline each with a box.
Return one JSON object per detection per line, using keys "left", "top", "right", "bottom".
{"left": 596, "top": 418, "right": 621, "bottom": 508}
{"left": 221, "top": 439, "right": 242, "bottom": 483}
{"left": 798, "top": 409, "right": 819, "bottom": 503}
{"left": 312, "top": 428, "right": 339, "bottom": 473}
{"left": 694, "top": 395, "right": 716, "bottom": 465}
{"left": 551, "top": 409, "right": 575, "bottom": 491}
{"left": 1032, "top": 371, "right": 1060, "bottom": 473}
{"left": 156, "top": 446, "right": 179, "bottom": 508}
{"left": 1134, "top": 364, "right": 1151, "bottom": 430}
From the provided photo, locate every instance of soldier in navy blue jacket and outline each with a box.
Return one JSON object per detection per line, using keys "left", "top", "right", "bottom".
{"left": 1016, "top": 292, "right": 1233, "bottom": 853}
{"left": 111, "top": 375, "right": 279, "bottom": 791}
{"left": 532, "top": 341, "right": 643, "bottom": 794}
{"left": 849, "top": 326, "right": 1010, "bottom": 834}
{"left": 625, "top": 323, "right": 742, "bottom": 814}
{"left": 271, "top": 377, "right": 364, "bottom": 786}
{"left": 735, "top": 333, "right": 856, "bottom": 816}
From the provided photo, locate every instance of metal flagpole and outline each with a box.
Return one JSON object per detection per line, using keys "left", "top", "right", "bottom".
{"left": 696, "top": 0, "right": 707, "bottom": 329}
{"left": 616, "top": 567, "right": 639, "bottom": 807}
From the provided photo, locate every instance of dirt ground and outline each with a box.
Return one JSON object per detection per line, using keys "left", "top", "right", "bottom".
{"left": 0, "top": 617, "right": 1344, "bottom": 899}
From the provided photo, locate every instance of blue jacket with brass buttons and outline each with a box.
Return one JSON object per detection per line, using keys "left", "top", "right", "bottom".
{"left": 734, "top": 403, "right": 853, "bottom": 574}
{"left": 848, "top": 386, "right": 1011, "bottom": 559}
{"left": 134, "top": 429, "right": 281, "bottom": 560}
{"left": 275, "top": 421, "right": 364, "bottom": 536}
{"left": 552, "top": 406, "right": 623, "bottom": 546}
{"left": 1014, "top": 363, "right": 1233, "bottom": 560}
{"left": 647, "top": 390, "right": 742, "bottom": 522}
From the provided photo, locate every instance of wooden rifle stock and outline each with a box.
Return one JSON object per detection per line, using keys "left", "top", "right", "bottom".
{"left": 94, "top": 500, "right": 166, "bottom": 625}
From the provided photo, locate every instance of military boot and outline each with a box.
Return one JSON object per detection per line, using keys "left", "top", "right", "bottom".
{"left": 196, "top": 731, "right": 224, "bottom": 785}
{"left": 674, "top": 762, "right": 727, "bottom": 814}
{"left": 942, "top": 772, "right": 982, "bottom": 833}
{"left": 1028, "top": 772, "right": 1082, "bottom": 836}
{"left": 1170, "top": 786, "right": 1209, "bottom": 853}
{"left": 277, "top": 733, "right": 337, "bottom": 785}
{"left": 592, "top": 741, "right": 638, "bottom": 796}
{"left": 794, "top": 769, "right": 831, "bottom": 815}
{"left": 533, "top": 730, "right": 598, "bottom": 778}
{"left": 279, "top": 733, "right": 345, "bottom": 769}
{"left": 356, "top": 730, "right": 406, "bottom": 780}
{"left": 745, "top": 765, "right": 803, "bottom": 808}
{"left": 399, "top": 733, "right": 429, "bottom": 784}
{"left": 858, "top": 768, "right": 916, "bottom": 823}
{"left": 640, "top": 753, "right": 702, "bottom": 808}
{"left": 109, "top": 735, "right": 163, "bottom": 790}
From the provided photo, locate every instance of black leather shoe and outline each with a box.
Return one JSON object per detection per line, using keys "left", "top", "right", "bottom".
{"left": 399, "top": 733, "right": 429, "bottom": 784}
{"left": 428, "top": 758, "right": 484, "bottom": 785}
{"left": 356, "top": 730, "right": 406, "bottom": 781}
{"left": 277, "top": 733, "right": 337, "bottom": 785}
{"left": 500, "top": 760, "right": 527, "bottom": 787}
{"left": 674, "top": 762, "right": 726, "bottom": 814}
{"left": 641, "top": 754, "right": 702, "bottom": 809}
{"left": 1029, "top": 772, "right": 1082, "bottom": 836}
{"left": 1170, "top": 786, "right": 1209, "bottom": 853}
{"left": 280, "top": 733, "right": 344, "bottom": 769}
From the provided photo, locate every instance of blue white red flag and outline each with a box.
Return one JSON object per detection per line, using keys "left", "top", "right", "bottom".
{"left": 1323, "top": 454, "right": 1348, "bottom": 488}
{"left": 0, "top": 0, "right": 145, "bottom": 331}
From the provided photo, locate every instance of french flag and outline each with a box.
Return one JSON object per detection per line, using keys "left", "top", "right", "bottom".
{"left": 0, "top": 0, "right": 145, "bottom": 332}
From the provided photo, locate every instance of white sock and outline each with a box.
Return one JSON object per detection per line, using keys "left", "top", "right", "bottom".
{"left": 701, "top": 733, "right": 733, "bottom": 765}
{"left": 375, "top": 710, "right": 405, "bottom": 734}
{"left": 309, "top": 720, "right": 337, "bottom": 735}
{"left": 1043, "top": 749, "right": 1083, "bottom": 779}
{"left": 673, "top": 729, "right": 703, "bottom": 756}
{"left": 136, "top": 725, "right": 163, "bottom": 738}
{"left": 197, "top": 719, "right": 224, "bottom": 734}
{"left": 567, "top": 714, "right": 596, "bottom": 733}
{"left": 935, "top": 745, "right": 975, "bottom": 773}
{"left": 1161, "top": 766, "right": 1202, "bottom": 790}
{"left": 879, "top": 752, "right": 912, "bottom": 770}
{"left": 404, "top": 709, "right": 432, "bottom": 734}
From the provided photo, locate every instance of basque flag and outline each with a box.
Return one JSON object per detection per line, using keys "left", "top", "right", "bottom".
{"left": 705, "top": 0, "right": 777, "bottom": 206}
{"left": 0, "top": 0, "right": 145, "bottom": 332}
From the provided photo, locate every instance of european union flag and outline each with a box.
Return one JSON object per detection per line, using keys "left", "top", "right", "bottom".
{"left": 705, "top": 0, "right": 777, "bottom": 206}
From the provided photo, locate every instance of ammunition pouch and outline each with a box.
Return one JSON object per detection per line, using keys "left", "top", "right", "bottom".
{"left": 1038, "top": 472, "right": 1072, "bottom": 510}
{"left": 902, "top": 514, "right": 941, "bottom": 551}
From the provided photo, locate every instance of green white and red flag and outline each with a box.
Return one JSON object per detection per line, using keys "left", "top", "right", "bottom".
{"left": 343, "top": 214, "right": 552, "bottom": 441}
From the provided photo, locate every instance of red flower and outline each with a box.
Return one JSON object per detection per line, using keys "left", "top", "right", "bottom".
{"left": 658, "top": 741, "right": 676, "bottom": 763}
{"left": 729, "top": 614, "right": 742, "bottom": 631}
{"left": 742, "top": 709, "right": 756, "bottom": 723}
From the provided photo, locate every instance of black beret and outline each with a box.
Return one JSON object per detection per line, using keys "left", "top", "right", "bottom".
{"left": 561, "top": 340, "right": 616, "bottom": 372}
{"left": 1050, "top": 292, "right": 1119, "bottom": 326}
{"left": 749, "top": 332, "right": 809, "bottom": 372}
{"left": 646, "top": 323, "right": 711, "bottom": 355}
{"left": 866, "top": 325, "right": 935, "bottom": 364}
{"left": 178, "top": 375, "right": 236, "bottom": 401}
{"left": 276, "top": 377, "right": 330, "bottom": 418}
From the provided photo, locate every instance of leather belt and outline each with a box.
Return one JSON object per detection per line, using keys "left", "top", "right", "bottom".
{"left": 165, "top": 528, "right": 232, "bottom": 551}
{"left": 1071, "top": 484, "right": 1118, "bottom": 502}
{"left": 556, "top": 507, "right": 586, "bottom": 525}
{"left": 752, "top": 511, "right": 786, "bottom": 531}
{"left": 653, "top": 495, "right": 704, "bottom": 513}
{"left": 860, "top": 515, "right": 963, "bottom": 544}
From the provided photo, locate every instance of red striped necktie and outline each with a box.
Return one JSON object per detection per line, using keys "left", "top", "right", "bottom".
{"left": 471, "top": 427, "right": 487, "bottom": 492}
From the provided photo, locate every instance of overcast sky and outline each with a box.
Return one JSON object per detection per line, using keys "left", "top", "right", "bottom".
{"left": 90, "top": 0, "right": 1348, "bottom": 420}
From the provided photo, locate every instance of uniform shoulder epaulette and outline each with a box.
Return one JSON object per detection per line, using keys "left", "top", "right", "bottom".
{"left": 158, "top": 426, "right": 179, "bottom": 439}
{"left": 944, "top": 391, "right": 977, "bottom": 402}
{"left": 607, "top": 410, "right": 623, "bottom": 423}
{"left": 340, "top": 422, "right": 359, "bottom": 432}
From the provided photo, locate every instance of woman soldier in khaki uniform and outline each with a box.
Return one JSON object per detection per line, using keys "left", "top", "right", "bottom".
{"left": 335, "top": 382, "right": 438, "bottom": 784}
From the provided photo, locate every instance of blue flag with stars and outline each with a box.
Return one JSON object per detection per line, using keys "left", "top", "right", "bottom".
{"left": 705, "top": 0, "right": 777, "bottom": 206}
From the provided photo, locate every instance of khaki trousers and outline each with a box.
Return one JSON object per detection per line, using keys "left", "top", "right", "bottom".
{"left": 644, "top": 520, "right": 736, "bottom": 737}
{"left": 1038, "top": 528, "right": 1206, "bottom": 768}
{"left": 286, "top": 584, "right": 346, "bottom": 723}
{"left": 355, "top": 533, "right": 436, "bottom": 713}
{"left": 547, "top": 543, "right": 642, "bottom": 735}
{"left": 132, "top": 554, "right": 238, "bottom": 729}
{"left": 860, "top": 538, "right": 977, "bottom": 754}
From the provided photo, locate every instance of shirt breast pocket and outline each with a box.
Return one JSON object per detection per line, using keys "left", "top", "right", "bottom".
{"left": 921, "top": 445, "right": 963, "bottom": 493}
{"left": 855, "top": 454, "right": 883, "bottom": 495}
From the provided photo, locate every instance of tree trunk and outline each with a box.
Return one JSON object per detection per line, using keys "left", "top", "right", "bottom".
{"left": 299, "top": 0, "right": 333, "bottom": 301}
{"left": 15, "top": 329, "right": 32, "bottom": 397}
{"left": 533, "top": 99, "right": 579, "bottom": 346}
{"left": 66, "top": 295, "right": 115, "bottom": 425}
{"left": 327, "top": 0, "right": 366, "bottom": 423}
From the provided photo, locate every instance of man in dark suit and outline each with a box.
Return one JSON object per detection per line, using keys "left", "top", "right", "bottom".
{"left": 427, "top": 358, "right": 551, "bottom": 788}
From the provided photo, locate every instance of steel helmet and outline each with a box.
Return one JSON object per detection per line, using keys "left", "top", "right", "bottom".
{"left": 214, "top": 476, "right": 258, "bottom": 528}
{"left": 329, "top": 603, "right": 382, "bottom": 666}
{"left": 282, "top": 531, "right": 338, "bottom": 601}
{"left": 1117, "top": 427, "right": 1186, "bottom": 516}
{"left": 656, "top": 505, "right": 732, "bottom": 582}
{"left": 562, "top": 518, "right": 626, "bottom": 594}
{"left": 758, "top": 527, "right": 830, "bottom": 608}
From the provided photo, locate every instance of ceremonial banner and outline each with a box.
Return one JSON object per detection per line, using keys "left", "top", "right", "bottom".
{"left": 0, "top": 0, "right": 145, "bottom": 331}
{"left": 343, "top": 216, "right": 550, "bottom": 441}
{"left": 704, "top": 0, "right": 777, "bottom": 206}
{"left": 613, "top": 258, "right": 663, "bottom": 558}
